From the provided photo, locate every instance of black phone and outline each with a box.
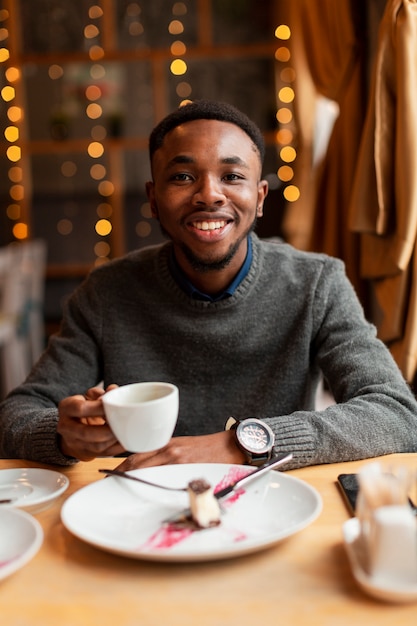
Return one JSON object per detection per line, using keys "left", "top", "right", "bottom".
{"left": 337, "top": 473, "right": 359, "bottom": 515}
{"left": 338, "top": 472, "right": 417, "bottom": 516}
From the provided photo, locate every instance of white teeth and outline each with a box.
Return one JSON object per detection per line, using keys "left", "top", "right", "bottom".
{"left": 193, "top": 221, "right": 226, "bottom": 231}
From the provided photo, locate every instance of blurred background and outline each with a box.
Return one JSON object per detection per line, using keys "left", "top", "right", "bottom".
{"left": 3, "top": 0, "right": 406, "bottom": 398}
{"left": 0, "top": 0, "right": 296, "bottom": 332}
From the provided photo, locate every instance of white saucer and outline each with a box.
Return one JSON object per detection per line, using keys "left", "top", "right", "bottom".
{"left": 0, "top": 468, "right": 69, "bottom": 514}
{"left": 343, "top": 517, "right": 417, "bottom": 603}
{"left": 0, "top": 508, "right": 43, "bottom": 580}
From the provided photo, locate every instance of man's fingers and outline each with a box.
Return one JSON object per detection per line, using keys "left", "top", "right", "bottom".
{"left": 84, "top": 386, "right": 106, "bottom": 401}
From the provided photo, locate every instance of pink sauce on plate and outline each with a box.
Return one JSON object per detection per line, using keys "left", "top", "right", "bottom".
{"left": 141, "top": 466, "right": 252, "bottom": 551}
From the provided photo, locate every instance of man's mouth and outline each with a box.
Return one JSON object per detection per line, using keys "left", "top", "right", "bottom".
{"left": 192, "top": 220, "right": 227, "bottom": 231}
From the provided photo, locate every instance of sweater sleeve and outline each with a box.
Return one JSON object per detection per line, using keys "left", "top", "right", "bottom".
{"left": 0, "top": 274, "right": 104, "bottom": 464}
{"left": 266, "top": 257, "right": 417, "bottom": 469}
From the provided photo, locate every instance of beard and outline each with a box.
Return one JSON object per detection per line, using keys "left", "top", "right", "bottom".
{"left": 159, "top": 214, "right": 258, "bottom": 274}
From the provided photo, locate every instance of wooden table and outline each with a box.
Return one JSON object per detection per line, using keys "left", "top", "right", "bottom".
{"left": 1, "top": 454, "right": 416, "bottom": 626}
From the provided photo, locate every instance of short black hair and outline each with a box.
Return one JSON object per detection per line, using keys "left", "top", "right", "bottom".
{"left": 149, "top": 100, "right": 265, "bottom": 163}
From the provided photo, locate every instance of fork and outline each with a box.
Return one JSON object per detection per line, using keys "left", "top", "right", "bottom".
{"left": 99, "top": 452, "right": 293, "bottom": 497}
{"left": 98, "top": 468, "right": 187, "bottom": 491}
{"left": 409, "top": 498, "right": 417, "bottom": 515}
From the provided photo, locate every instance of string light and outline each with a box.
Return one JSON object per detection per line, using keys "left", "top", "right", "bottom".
{"left": 283, "top": 185, "right": 301, "bottom": 202}
{"left": 124, "top": 3, "right": 144, "bottom": 40}
{"left": 0, "top": 9, "right": 28, "bottom": 240}
{"left": 57, "top": 219, "right": 73, "bottom": 235}
{"left": 49, "top": 4, "right": 112, "bottom": 261}
{"left": 86, "top": 102, "right": 103, "bottom": 119}
{"left": 278, "top": 165, "right": 294, "bottom": 182}
{"left": 168, "top": 20, "right": 184, "bottom": 35}
{"left": 61, "top": 161, "right": 77, "bottom": 177}
{"left": 48, "top": 64, "right": 64, "bottom": 79}
{"left": 169, "top": 2, "right": 191, "bottom": 105}
{"left": 278, "top": 86, "right": 294, "bottom": 104}
{"left": 274, "top": 23, "right": 299, "bottom": 204}
{"left": 280, "top": 145, "right": 296, "bottom": 163}
{"left": 89, "top": 5, "right": 103, "bottom": 19}
{"left": 97, "top": 203, "right": 112, "bottom": 218}
{"left": 128, "top": 2, "right": 192, "bottom": 246}
{"left": 276, "top": 107, "right": 292, "bottom": 124}
{"left": 95, "top": 219, "right": 112, "bottom": 236}
{"left": 275, "top": 25, "right": 291, "bottom": 40}
{"left": 83, "top": 4, "right": 112, "bottom": 265}
{"left": 170, "top": 58, "right": 187, "bottom": 75}
{"left": 7, "top": 105, "right": 22, "bottom": 122}
{"left": 1, "top": 4, "right": 293, "bottom": 251}
{"left": 94, "top": 241, "right": 110, "bottom": 257}
{"left": 90, "top": 164, "right": 106, "bottom": 180}
{"left": 5, "top": 125, "right": 19, "bottom": 142}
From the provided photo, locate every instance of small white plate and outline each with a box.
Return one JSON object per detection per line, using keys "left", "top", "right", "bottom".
{"left": 0, "top": 468, "right": 69, "bottom": 513}
{"left": 61, "top": 463, "right": 322, "bottom": 562}
{"left": 343, "top": 518, "right": 417, "bottom": 603}
{"left": 0, "top": 508, "right": 43, "bottom": 580}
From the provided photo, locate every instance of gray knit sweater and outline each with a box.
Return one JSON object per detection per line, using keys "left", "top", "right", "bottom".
{"left": 1, "top": 234, "right": 417, "bottom": 468}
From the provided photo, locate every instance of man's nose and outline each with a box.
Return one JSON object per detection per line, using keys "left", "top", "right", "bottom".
{"left": 192, "top": 175, "right": 226, "bottom": 205}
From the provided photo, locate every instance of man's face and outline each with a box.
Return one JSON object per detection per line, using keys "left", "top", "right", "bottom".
{"left": 146, "top": 119, "right": 268, "bottom": 276}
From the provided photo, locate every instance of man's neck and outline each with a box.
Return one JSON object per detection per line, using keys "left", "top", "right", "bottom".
{"left": 173, "top": 241, "right": 248, "bottom": 296}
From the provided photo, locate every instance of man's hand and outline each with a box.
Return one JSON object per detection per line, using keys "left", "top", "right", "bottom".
{"left": 57, "top": 385, "right": 124, "bottom": 461}
{"left": 114, "top": 430, "right": 246, "bottom": 472}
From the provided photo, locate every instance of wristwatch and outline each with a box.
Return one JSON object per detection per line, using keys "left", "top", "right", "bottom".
{"left": 225, "top": 416, "right": 275, "bottom": 466}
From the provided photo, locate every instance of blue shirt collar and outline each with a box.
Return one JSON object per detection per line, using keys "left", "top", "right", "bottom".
{"left": 169, "top": 236, "right": 253, "bottom": 302}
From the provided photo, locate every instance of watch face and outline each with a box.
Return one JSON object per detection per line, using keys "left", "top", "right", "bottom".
{"left": 237, "top": 420, "right": 273, "bottom": 453}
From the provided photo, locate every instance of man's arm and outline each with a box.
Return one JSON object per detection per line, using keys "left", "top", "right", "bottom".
{"left": 264, "top": 258, "right": 417, "bottom": 468}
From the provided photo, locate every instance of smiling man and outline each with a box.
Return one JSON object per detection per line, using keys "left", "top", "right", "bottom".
{"left": 1, "top": 100, "right": 417, "bottom": 469}
{"left": 146, "top": 112, "right": 267, "bottom": 297}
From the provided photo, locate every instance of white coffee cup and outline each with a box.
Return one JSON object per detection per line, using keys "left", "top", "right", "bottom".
{"left": 102, "top": 382, "right": 179, "bottom": 452}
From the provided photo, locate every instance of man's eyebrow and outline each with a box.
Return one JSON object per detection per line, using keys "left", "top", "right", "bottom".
{"left": 167, "top": 155, "right": 249, "bottom": 167}
{"left": 222, "top": 156, "right": 249, "bottom": 167}
{"left": 167, "top": 155, "right": 195, "bottom": 166}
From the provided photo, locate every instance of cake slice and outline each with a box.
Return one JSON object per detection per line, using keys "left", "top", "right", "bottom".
{"left": 187, "top": 478, "right": 221, "bottom": 528}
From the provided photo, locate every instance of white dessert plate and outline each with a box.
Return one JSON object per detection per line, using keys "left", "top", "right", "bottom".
{"left": 0, "top": 508, "right": 43, "bottom": 580}
{"left": 61, "top": 463, "right": 322, "bottom": 562}
{"left": 343, "top": 517, "right": 417, "bottom": 603}
{"left": 0, "top": 468, "right": 69, "bottom": 513}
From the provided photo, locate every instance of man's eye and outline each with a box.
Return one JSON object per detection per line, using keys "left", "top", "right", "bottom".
{"left": 171, "top": 173, "right": 192, "bottom": 182}
{"left": 224, "top": 173, "right": 243, "bottom": 182}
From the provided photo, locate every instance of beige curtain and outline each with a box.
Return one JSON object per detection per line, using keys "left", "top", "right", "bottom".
{"left": 281, "top": 0, "right": 367, "bottom": 300}
{"left": 349, "top": 0, "right": 417, "bottom": 383}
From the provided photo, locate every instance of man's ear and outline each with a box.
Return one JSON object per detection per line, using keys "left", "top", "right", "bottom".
{"left": 145, "top": 181, "right": 158, "bottom": 219}
{"left": 256, "top": 179, "right": 269, "bottom": 217}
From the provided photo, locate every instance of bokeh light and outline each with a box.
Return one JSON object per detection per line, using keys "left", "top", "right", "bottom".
{"left": 170, "top": 59, "right": 187, "bottom": 75}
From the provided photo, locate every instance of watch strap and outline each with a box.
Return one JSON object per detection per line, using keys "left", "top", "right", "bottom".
{"left": 243, "top": 452, "right": 271, "bottom": 466}
{"left": 224, "top": 416, "right": 240, "bottom": 431}
{"left": 225, "top": 415, "right": 260, "bottom": 430}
